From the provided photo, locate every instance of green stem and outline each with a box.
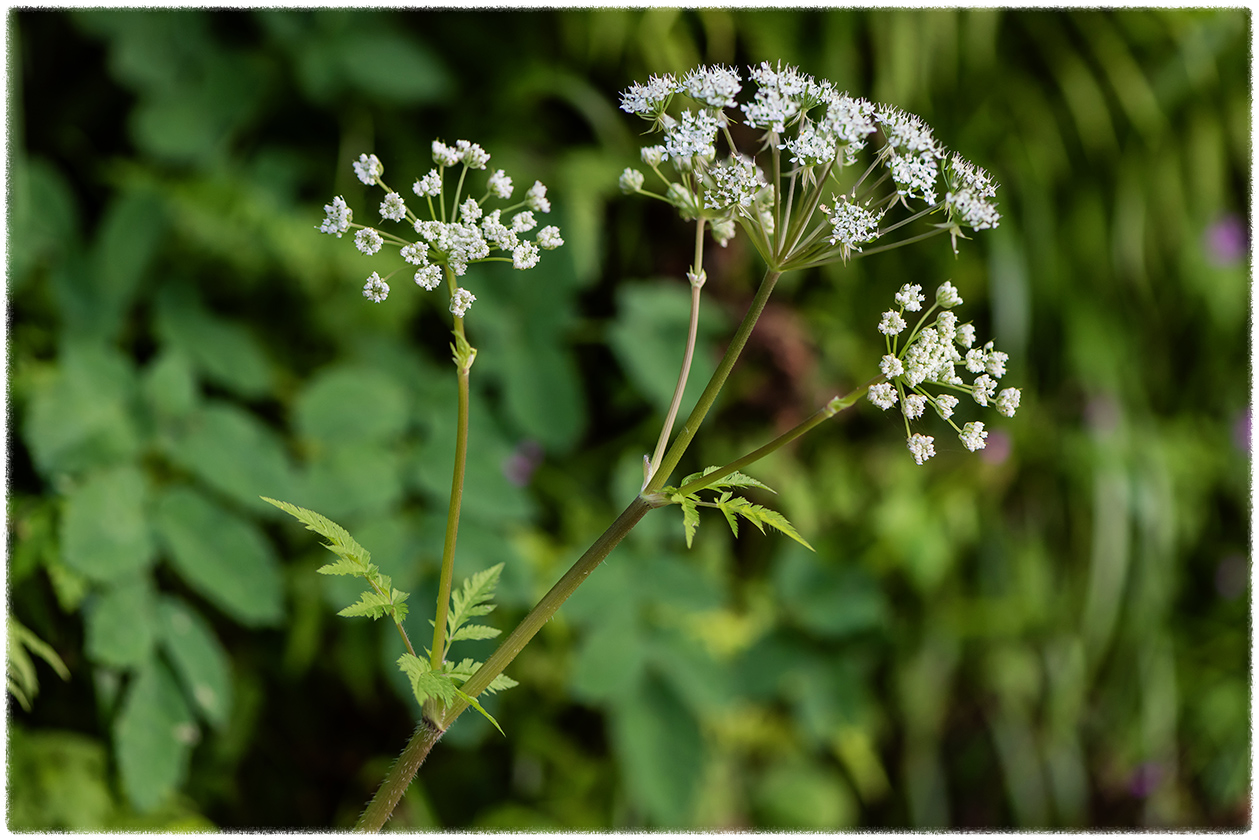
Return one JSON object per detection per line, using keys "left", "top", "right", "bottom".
{"left": 430, "top": 316, "right": 472, "bottom": 670}
{"left": 647, "top": 218, "right": 707, "bottom": 485}
{"left": 354, "top": 715, "right": 445, "bottom": 832}
{"left": 670, "top": 377, "right": 879, "bottom": 498}
{"left": 643, "top": 267, "right": 783, "bottom": 494}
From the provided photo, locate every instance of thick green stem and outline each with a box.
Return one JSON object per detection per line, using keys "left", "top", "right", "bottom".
{"left": 430, "top": 319, "right": 472, "bottom": 670}
{"left": 354, "top": 715, "right": 445, "bottom": 832}
{"left": 643, "top": 267, "right": 783, "bottom": 494}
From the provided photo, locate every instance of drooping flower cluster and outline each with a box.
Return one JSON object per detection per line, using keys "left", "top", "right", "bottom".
{"left": 318, "top": 143, "right": 562, "bottom": 317}
{"left": 618, "top": 62, "right": 999, "bottom": 267}
{"left": 868, "top": 281, "right": 1021, "bottom": 464}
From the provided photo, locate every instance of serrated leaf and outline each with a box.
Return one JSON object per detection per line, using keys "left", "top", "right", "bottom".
{"left": 486, "top": 673, "right": 520, "bottom": 694}
{"left": 449, "top": 624, "right": 501, "bottom": 643}
{"left": 397, "top": 653, "right": 458, "bottom": 708}
{"left": 338, "top": 589, "right": 393, "bottom": 620}
{"left": 443, "top": 658, "right": 517, "bottom": 695}
{"left": 261, "top": 496, "right": 372, "bottom": 571}
{"left": 710, "top": 470, "right": 776, "bottom": 494}
{"left": 720, "top": 497, "right": 814, "bottom": 552}
{"left": 679, "top": 495, "right": 700, "bottom": 549}
{"left": 446, "top": 563, "right": 503, "bottom": 641}
{"left": 454, "top": 686, "right": 504, "bottom": 736}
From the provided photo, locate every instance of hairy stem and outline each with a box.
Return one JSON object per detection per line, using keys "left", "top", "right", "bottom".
{"left": 647, "top": 218, "right": 707, "bottom": 485}
{"left": 354, "top": 715, "right": 445, "bottom": 832}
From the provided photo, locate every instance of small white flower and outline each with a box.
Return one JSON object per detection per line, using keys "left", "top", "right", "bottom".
{"left": 936, "top": 281, "right": 963, "bottom": 308}
{"left": 536, "top": 225, "right": 564, "bottom": 250}
{"left": 319, "top": 196, "right": 352, "bottom": 237}
{"left": 620, "top": 73, "right": 678, "bottom": 116}
{"left": 511, "top": 211, "right": 537, "bottom": 233}
{"left": 432, "top": 140, "right": 460, "bottom": 167}
{"left": 414, "top": 170, "right": 442, "bottom": 197}
{"left": 904, "top": 393, "right": 928, "bottom": 420}
{"left": 355, "top": 228, "right": 383, "bottom": 255}
{"left": 353, "top": 153, "right": 382, "bottom": 185}
{"left": 828, "top": 197, "right": 883, "bottom": 257}
{"left": 965, "top": 348, "right": 987, "bottom": 374}
{"left": 907, "top": 433, "right": 936, "bottom": 465}
{"left": 379, "top": 192, "right": 407, "bottom": 222}
{"left": 449, "top": 287, "right": 476, "bottom": 317}
{"left": 706, "top": 155, "right": 765, "bottom": 210}
{"left": 995, "top": 387, "right": 1021, "bottom": 418}
{"left": 525, "top": 181, "right": 550, "bottom": 213}
{"left": 460, "top": 198, "right": 483, "bottom": 223}
{"left": 512, "top": 240, "right": 540, "bottom": 270}
{"left": 956, "top": 323, "right": 976, "bottom": 348}
{"left": 455, "top": 139, "right": 490, "bottom": 170}
{"left": 880, "top": 354, "right": 904, "bottom": 378}
{"left": 878, "top": 310, "right": 907, "bottom": 336}
{"left": 487, "top": 169, "right": 513, "bottom": 199}
{"left": 401, "top": 243, "right": 428, "bottom": 265}
{"left": 887, "top": 151, "right": 940, "bottom": 204}
{"left": 895, "top": 283, "right": 925, "bottom": 312}
{"left": 641, "top": 145, "right": 666, "bottom": 167}
{"left": 680, "top": 64, "right": 742, "bottom": 109}
{"left": 972, "top": 373, "right": 997, "bottom": 406}
{"left": 934, "top": 394, "right": 959, "bottom": 419}
{"left": 481, "top": 210, "right": 517, "bottom": 251}
{"left": 619, "top": 168, "right": 645, "bottom": 193}
{"left": 415, "top": 265, "right": 442, "bottom": 290}
{"left": 946, "top": 154, "right": 1001, "bottom": 230}
{"left": 362, "top": 272, "right": 389, "bottom": 303}
{"left": 935, "top": 310, "right": 958, "bottom": 342}
{"left": 875, "top": 106, "right": 941, "bottom": 157}
{"left": 664, "top": 109, "right": 720, "bottom": 165}
{"left": 711, "top": 217, "right": 737, "bottom": 247}
{"left": 868, "top": 382, "right": 899, "bottom": 410}
{"left": 960, "top": 421, "right": 988, "bottom": 452}
{"left": 986, "top": 344, "right": 1008, "bottom": 379}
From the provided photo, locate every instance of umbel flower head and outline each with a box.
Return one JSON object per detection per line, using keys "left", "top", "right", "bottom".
{"left": 318, "top": 144, "right": 562, "bottom": 318}
{"left": 618, "top": 62, "right": 1000, "bottom": 268}
{"left": 868, "top": 281, "right": 1021, "bottom": 464}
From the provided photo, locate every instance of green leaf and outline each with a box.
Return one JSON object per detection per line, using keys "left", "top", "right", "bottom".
{"left": 141, "top": 348, "right": 198, "bottom": 423}
{"left": 59, "top": 465, "right": 155, "bottom": 583}
{"left": 154, "top": 487, "right": 284, "bottom": 627}
{"left": 84, "top": 574, "right": 158, "bottom": 669}
{"left": 449, "top": 624, "right": 501, "bottom": 643}
{"left": 396, "top": 653, "right": 458, "bottom": 708}
{"left": 293, "top": 364, "right": 410, "bottom": 445}
{"left": 678, "top": 495, "right": 700, "bottom": 548}
{"left": 338, "top": 587, "right": 408, "bottom": 622}
{"left": 113, "top": 656, "right": 196, "bottom": 813}
{"left": 154, "top": 285, "right": 273, "bottom": 398}
{"left": 157, "top": 596, "right": 232, "bottom": 730}
{"left": 8, "top": 618, "right": 70, "bottom": 712}
{"left": 165, "top": 402, "right": 297, "bottom": 515}
{"left": 444, "top": 658, "right": 517, "bottom": 695}
{"left": 453, "top": 686, "right": 504, "bottom": 737}
{"left": 446, "top": 563, "right": 503, "bottom": 641}
{"left": 718, "top": 496, "right": 815, "bottom": 552}
{"left": 260, "top": 496, "right": 372, "bottom": 572}
{"left": 610, "top": 673, "right": 703, "bottom": 826}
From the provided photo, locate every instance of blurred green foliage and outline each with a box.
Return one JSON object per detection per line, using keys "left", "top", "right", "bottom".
{"left": 7, "top": 8, "right": 1249, "bottom": 830}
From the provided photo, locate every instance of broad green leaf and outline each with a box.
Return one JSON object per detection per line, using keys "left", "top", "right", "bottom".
{"left": 571, "top": 601, "right": 646, "bottom": 704}
{"left": 166, "top": 402, "right": 297, "bottom": 514}
{"left": 155, "top": 487, "right": 284, "bottom": 627}
{"left": 87, "top": 189, "right": 165, "bottom": 341}
{"left": 754, "top": 760, "right": 857, "bottom": 828}
{"left": 157, "top": 596, "right": 232, "bottom": 730}
{"left": 141, "top": 348, "right": 198, "bottom": 423}
{"left": 113, "top": 656, "right": 196, "bottom": 814}
{"left": 296, "top": 440, "right": 406, "bottom": 523}
{"left": 7, "top": 727, "right": 113, "bottom": 830}
{"left": 9, "top": 156, "right": 81, "bottom": 293}
{"left": 84, "top": 574, "right": 158, "bottom": 669}
{"left": 293, "top": 364, "right": 410, "bottom": 445}
{"left": 60, "top": 465, "right": 155, "bottom": 583}
{"left": 24, "top": 345, "right": 140, "bottom": 478}
{"left": 261, "top": 496, "right": 372, "bottom": 571}
{"left": 335, "top": 26, "right": 452, "bottom": 104}
{"left": 774, "top": 547, "right": 887, "bottom": 638}
{"left": 154, "top": 285, "right": 272, "bottom": 398}
{"left": 610, "top": 674, "right": 703, "bottom": 826}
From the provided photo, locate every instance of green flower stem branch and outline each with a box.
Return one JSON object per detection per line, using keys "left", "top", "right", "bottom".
{"left": 355, "top": 495, "right": 655, "bottom": 833}
{"left": 646, "top": 217, "right": 708, "bottom": 486}
{"left": 429, "top": 303, "right": 475, "bottom": 673}
{"left": 666, "top": 376, "right": 881, "bottom": 500}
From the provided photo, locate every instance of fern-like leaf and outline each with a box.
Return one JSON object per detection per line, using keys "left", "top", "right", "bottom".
{"left": 678, "top": 494, "right": 700, "bottom": 548}
{"left": 445, "top": 659, "right": 519, "bottom": 695}
{"left": 447, "top": 563, "right": 503, "bottom": 640}
{"left": 718, "top": 496, "right": 814, "bottom": 551}
{"left": 261, "top": 497, "right": 372, "bottom": 572}
{"left": 397, "top": 654, "right": 458, "bottom": 707}
{"left": 449, "top": 624, "right": 501, "bottom": 643}
{"left": 338, "top": 589, "right": 394, "bottom": 619}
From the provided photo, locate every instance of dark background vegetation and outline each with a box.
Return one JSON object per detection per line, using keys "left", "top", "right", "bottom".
{"left": 6, "top": 8, "right": 1250, "bottom": 830}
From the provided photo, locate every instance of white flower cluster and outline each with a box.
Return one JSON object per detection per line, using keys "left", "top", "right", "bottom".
{"left": 868, "top": 281, "right": 1021, "bottom": 464}
{"left": 317, "top": 142, "right": 562, "bottom": 315}
{"left": 617, "top": 62, "right": 999, "bottom": 262}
